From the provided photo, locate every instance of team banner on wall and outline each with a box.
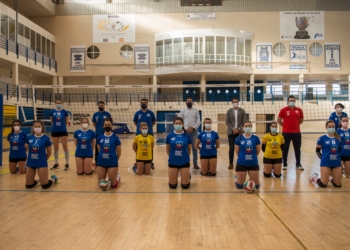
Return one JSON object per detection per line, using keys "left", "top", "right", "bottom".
{"left": 93, "top": 14, "right": 135, "bottom": 43}
{"left": 290, "top": 43, "right": 307, "bottom": 70}
{"left": 256, "top": 43, "right": 272, "bottom": 70}
{"left": 325, "top": 43, "right": 341, "bottom": 70}
{"left": 280, "top": 11, "right": 324, "bottom": 40}
{"left": 186, "top": 13, "right": 216, "bottom": 20}
{"left": 134, "top": 44, "right": 150, "bottom": 70}
{"left": 70, "top": 46, "right": 85, "bottom": 72}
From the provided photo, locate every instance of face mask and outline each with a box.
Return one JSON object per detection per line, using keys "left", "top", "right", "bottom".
{"left": 186, "top": 102, "right": 192, "bottom": 108}
{"left": 289, "top": 102, "right": 295, "bottom": 107}
{"left": 327, "top": 128, "right": 335, "bottom": 133}
{"left": 14, "top": 126, "right": 20, "bottom": 132}
{"left": 98, "top": 107, "right": 104, "bottom": 112}
{"left": 174, "top": 125, "right": 183, "bottom": 131}
{"left": 233, "top": 103, "right": 239, "bottom": 108}
{"left": 336, "top": 108, "right": 343, "bottom": 113}
{"left": 56, "top": 104, "right": 62, "bottom": 109}
{"left": 244, "top": 127, "right": 252, "bottom": 133}
{"left": 342, "top": 122, "right": 348, "bottom": 127}
{"left": 142, "top": 129, "right": 148, "bottom": 135}
{"left": 104, "top": 126, "right": 112, "bottom": 132}
{"left": 141, "top": 104, "right": 147, "bottom": 109}
{"left": 270, "top": 128, "right": 277, "bottom": 133}
{"left": 34, "top": 127, "right": 42, "bottom": 133}
{"left": 205, "top": 124, "right": 211, "bottom": 130}
{"left": 82, "top": 123, "right": 88, "bottom": 129}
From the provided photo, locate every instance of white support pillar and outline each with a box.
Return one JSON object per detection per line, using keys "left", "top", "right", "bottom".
{"left": 12, "top": 63, "right": 19, "bottom": 98}
{"left": 53, "top": 76, "right": 58, "bottom": 94}
{"left": 58, "top": 76, "right": 64, "bottom": 94}
{"left": 105, "top": 76, "right": 109, "bottom": 93}
{"left": 200, "top": 74, "right": 206, "bottom": 94}
{"left": 240, "top": 80, "right": 246, "bottom": 101}
{"left": 250, "top": 75, "right": 255, "bottom": 101}
{"left": 299, "top": 74, "right": 304, "bottom": 101}
{"left": 326, "top": 82, "right": 333, "bottom": 101}
{"left": 152, "top": 75, "right": 157, "bottom": 93}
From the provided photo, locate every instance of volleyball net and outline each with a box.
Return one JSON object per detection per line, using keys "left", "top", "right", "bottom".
{"left": 2, "top": 82, "right": 350, "bottom": 133}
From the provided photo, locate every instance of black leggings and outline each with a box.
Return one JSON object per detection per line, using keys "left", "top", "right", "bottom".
{"left": 282, "top": 133, "right": 301, "bottom": 166}
{"left": 228, "top": 133, "right": 239, "bottom": 164}
{"left": 95, "top": 144, "right": 99, "bottom": 163}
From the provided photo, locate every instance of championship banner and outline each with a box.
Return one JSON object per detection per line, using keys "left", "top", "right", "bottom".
{"left": 186, "top": 13, "right": 216, "bottom": 20}
{"left": 256, "top": 43, "right": 272, "bottom": 70}
{"left": 93, "top": 14, "right": 135, "bottom": 43}
{"left": 280, "top": 11, "right": 324, "bottom": 40}
{"left": 134, "top": 44, "right": 150, "bottom": 70}
{"left": 70, "top": 46, "right": 85, "bottom": 72}
{"left": 290, "top": 43, "right": 307, "bottom": 70}
{"left": 325, "top": 43, "right": 340, "bottom": 70}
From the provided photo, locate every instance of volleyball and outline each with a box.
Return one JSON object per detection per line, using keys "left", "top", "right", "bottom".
{"left": 99, "top": 179, "right": 111, "bottom": 191}
{"left": 243, "top": 180, "right": 256, "bottom": 193}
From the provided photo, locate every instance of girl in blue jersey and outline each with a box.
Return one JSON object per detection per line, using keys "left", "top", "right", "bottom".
{"left": 310, "top": 121, "right": 342, "bottom": 188}
{"left": 74, "top": 118, "right": 96, "bottom": 175}
{"left": 166, "top": 117, "right": 192, "bottom": 189}
{"left": 234, "top": 121, "right": 261, "bottom": 190}
{"left": 337, "top": 116, "right": 350, "bottom": 177}
{"left": 7, "top": 119, "right": 27, "bottom": 174}
{"left": 25, "top": 120, "right": 58, "bottom": 189}
{"left": 50, "top": 99, "right": 70, "bottom": 171}
{"left": 328, "top": 103, "right": 347, "bottom": 129}
{"left": 97, "top": 118, "right": 121, "bottom": 190}
{"left": 195, "top": 118, "right": 220, "bottom": 176}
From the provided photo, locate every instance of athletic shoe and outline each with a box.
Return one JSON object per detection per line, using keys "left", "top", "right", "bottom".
{"left": 151, "top": 163, "right": 155, "bottom": 170}
{"left": 228, "top": 164, "right": 234, "bottom": 169}
{"left": 282, "top": 166, "right": 287, "bottom": 170}
{"left": 117, "top": 173, "right": 121, "bottom": 183}
{"left": 193, "top": 165, "right": 200, "bottom": 170}
{"left": 297, "top": 164, "right": 304, "bottom": 170}
{"left": 50, "top": 164, "right": 59, "bottom": 170}
{"left": 92, "top": 163, "right": 97, "bottom": 171}
{"left": 328, "top": 176, "right": 333, "bottom": 182}
{"left": 64, "top": 164, "right": 69, "bottom": 171}
{"left": 132, "top": 165, "right": 137, "bottom": 174}
{"left": 309, "top": 173, "right": 318, "bottom": 183}
{"left": 51, "top": 175, "right": 58, "bottom": 184}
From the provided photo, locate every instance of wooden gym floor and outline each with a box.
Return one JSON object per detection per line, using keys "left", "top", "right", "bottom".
{"left": 0, "top": 133, "right": 349, "bottom": 250}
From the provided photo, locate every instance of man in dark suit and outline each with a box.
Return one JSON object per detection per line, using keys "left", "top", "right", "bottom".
{"left": 226, "top": 98, "right": 247, "bottom": 169}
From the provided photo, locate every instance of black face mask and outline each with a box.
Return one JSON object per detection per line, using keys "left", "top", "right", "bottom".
{"left": 98, "top": 107, "right": 104, "bottom": 112}
{"left": 141, "top": 104, "right": 147, "bottom": 109}
{"left": 104, "top": 127, "right": 112, "bottom": 132}
{"left": 186, "top": 102, "right": 192, "bottom": 108}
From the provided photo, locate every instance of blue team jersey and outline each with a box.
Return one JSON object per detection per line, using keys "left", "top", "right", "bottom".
{"left": 96, "top": 133, "right": 121, "bottom": 167}
{"left": 50, "top": 109, "right": 69, "bottom": 132}
{"left": 166, "top": 131, "right": 192, "bottom": 166}
{"left": 92, "top": 111, "right": 111, "bottom": 136}
{"left": 337, "top": 128, "right": 350, "bottom": 157}
{"left": 317, "top": 135, "right": 341, "bottom": 167}
{"left": 329, "top": 111, "right": 348, "bottom": 129}
{"left": 133, "top": 109, "right": 156, "bottom": 135}
{"left": 25, "top": 134, "right": 52, "bottom": 168}
{"left": 74, "top": 129, "right": 96, "bottom": 157}
{"left": 197, "top": 130, "right": 219, "bottom": 156}
{"left": 235, "top": 134, "right": 261, "bottom": 166}
{"left": 7, "top": 131, "right": 27, "bottom": 159}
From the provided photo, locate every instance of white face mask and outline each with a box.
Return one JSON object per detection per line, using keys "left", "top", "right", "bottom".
{"left": 336, "top": 107, "right": 343, "bottom": 113}
{"left": 14, "top": 126, "right": 20, "bottom": 132}
{"left": 34, "top": 127, "right": 42, "bottom": 133}
{"left": 82, "top": 123, "right": 89, "bottom": 129}
{"left": 205, "top": 124, "right": 211, "bottom": 130}
{"left": 233, "top": 103, "right": 239, "bottom": 108}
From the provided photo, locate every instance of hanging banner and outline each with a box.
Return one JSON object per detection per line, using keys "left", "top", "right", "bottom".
{"left": 280, "top": 11, "right": 324, "bottom": 40}
{"left": 256, "top": 43, "right": 272, "bottom": 70}
{"left": 134, "top": 44, "right": 150, "bottom": 70}
{"left": 186, "top": 13, "right": 216, "bottom": 20}
{"left": 70, "top": 46, "right": 85, "bottom": 72}
{"left": 93, "top": 14, "right": 135, "bottom": 43}
{"left": 325, "top": 43, "right": 340, "bottom": 70}
{"left": 290, "top": 43, "right": 307, "bottom": 70}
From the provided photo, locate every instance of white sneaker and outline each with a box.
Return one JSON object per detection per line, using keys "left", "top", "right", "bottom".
{"left": 117, "top": 173, "right": 121, "bottom": 183}
{"left": 309, "top": 173, "right": 318, "bottom": 183}
{"left": 297, "top": 165, "right": 304, "bottom": 170}
{"left": 282, "top": 166, "right": 287, "bottom": 170}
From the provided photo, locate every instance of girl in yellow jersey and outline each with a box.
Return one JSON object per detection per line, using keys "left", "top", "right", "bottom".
{"left": 132, "top": 122, "right": 154, "bottom": 175}
{"left": 261, "top": 122, "right": 285, "bottom": 178}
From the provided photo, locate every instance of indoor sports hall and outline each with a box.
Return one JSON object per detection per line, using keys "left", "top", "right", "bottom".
{"left": 0, "top": 0, "right": 350, "bottom": 249}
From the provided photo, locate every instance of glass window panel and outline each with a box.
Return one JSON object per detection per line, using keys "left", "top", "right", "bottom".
{"left": 156, "top": 40, "right": 163, "bottom": 58}
{"left": 236, "top": 38, "right": 244, "bottom": 56}
{"left": 245, "top": 39, "right": 251, "bottom": 57}
{"left": 42, "top": 36, "right": 47, "bottom": 56}
{"left": 273, "top": 43, "right": 286, "bottom": 57}
{"left": 18, "top": 22, "right": 24, "bottom": 36}
{"left": 184, "top": 37, "right": 193, "bottom": 63}
{"left": 216, "top": 36, "right": 225, "bottom": 54}
{"left": 310, "top": 42, "right": 323, "bottom": 57}
{"left": 1, "top": 13, "right": 8, "bottom": 38}
{"left": 195, "top": 37, "right": 203, "bottom": 54}
{"left": 164, "top": 39, "right": 172, "bottom": 56}
{"left": 36, "top": 33, "right": 41, "bottom": 53}
{"left": 51, "top": 42, "right": 55, "bottom": 59}
{"left": 30, "top": 30, "right": 35, "bottom": 50}
{"left": 205, "top": 36, "right": 214, "bottom": 54}
{"left": 227, "top": 37, "right": 235, "bottom": 55}
{"left": 8, "top": 17, "right": 15, "bottom": 41}
{"left": 173, "top": 38, "right": 182, "bottom": 55}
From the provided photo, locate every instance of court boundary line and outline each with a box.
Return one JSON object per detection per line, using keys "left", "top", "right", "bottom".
{"left": 255, "top": 192, "right": 308, "bottom": 250}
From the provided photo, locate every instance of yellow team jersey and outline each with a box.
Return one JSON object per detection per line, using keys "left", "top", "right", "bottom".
{"left": 262, "top": 133, "right": 285, "bottom": 159}
{"left": 133, "top": 134, "right": 154, "bottom": 161}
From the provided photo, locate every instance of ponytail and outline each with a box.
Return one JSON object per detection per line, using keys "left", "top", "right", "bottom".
{"left": 334, "top": 131, "right": 341, "bottom": 142}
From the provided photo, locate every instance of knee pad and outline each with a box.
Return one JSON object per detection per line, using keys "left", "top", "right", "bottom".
{"left": 235, "top": 182, "right": 243, "bottom": 189}
{"left": 317, "top": 179, "right": 328, "bottom": 188}
{"left": 201, "top": 172, "right": 207, "bottom": 176}
{"left": 77, "top": 172, "right": 84, "bottom": 175}
{"left": 208, "top": 172, "right": 217, "bottom": 176}
{"left": 25, "top": 180, "right": 38, "bottom": 189}
{"left": 41, "top": 180, "right": 53, "bottom": 189}
{"left": 255, "top": 184, "right": 260, "bottom": 189}
{"left": 263, "top": 172, "right": 272, "bottom": 178}
{"left": 169, "top": 183, "right": 177, "bottom": 189}
{"left": 331, "top": 179, "right": 342, "bottom": 188}
{"left": 274, "top": 173, "right": 282, "bottom": 178}
{"left": 181, "top": 183, "right": 190, "bottom": 189}
{"left": 85, "top": 170, "right": 93, "bottom": 175}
